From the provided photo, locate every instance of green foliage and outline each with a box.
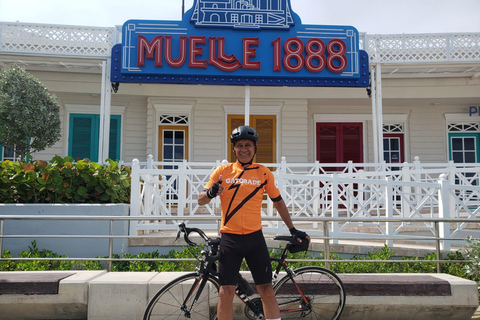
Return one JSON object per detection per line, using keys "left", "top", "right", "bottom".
{"left": 460, "top": 236, "right": 480, "bottom": 284}
{"left": 109, "top": 247, "right": 200, "bottom": 272}
{"left": 0, "top": 241, "right": 470, "bottom": 282}
{"left": 329, "top": 245, "right": 466, "bottom": 278}
{"left": 2, "top": 241, "right": 75, "bottom": 271}
{"left": 0, "top": 156, "right": 131, "bottom": 203}
{"left": 0, "top": 65, "right": 61, "bottom": 160}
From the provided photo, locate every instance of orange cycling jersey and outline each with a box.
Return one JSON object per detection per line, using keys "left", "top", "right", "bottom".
{"left": 204, "top": 162, "right": 282, "bottom": 235}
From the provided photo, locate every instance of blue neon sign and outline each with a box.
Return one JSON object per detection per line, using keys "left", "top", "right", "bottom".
{"left": 110, "top": 0, "right": 369, "bottom": 88}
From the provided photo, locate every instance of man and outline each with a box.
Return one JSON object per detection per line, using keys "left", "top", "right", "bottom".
{"left": 198, "top": 125, "right": 310, "bottom": 320}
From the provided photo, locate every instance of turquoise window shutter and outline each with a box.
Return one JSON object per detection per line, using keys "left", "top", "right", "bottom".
{"left": 69, "top": 114, "right": 121, "bottom": 162}
{"left": 69, "top": 114, "right": 99, "bottom": 162}
{"left": 108, "top": 115, "right": 121, "bottom": 161}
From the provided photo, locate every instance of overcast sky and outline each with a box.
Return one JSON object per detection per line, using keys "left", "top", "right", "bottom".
{"left": 1, "top": 0, "right": 479, "bottom": 34}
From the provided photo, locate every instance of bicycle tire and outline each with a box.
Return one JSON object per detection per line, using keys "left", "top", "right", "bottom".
{"left": 144, "top": 272, "right": 220, "bottom": 320}
{"left": 273, "top": 266, "right": 346, "bottom": 320}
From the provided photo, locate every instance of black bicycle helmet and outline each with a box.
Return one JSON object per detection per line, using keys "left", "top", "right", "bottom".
{"left": 230, "top": 126, "right": 259, "bottom": 145}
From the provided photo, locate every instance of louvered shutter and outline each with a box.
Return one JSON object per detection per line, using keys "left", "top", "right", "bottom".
{"left": 69, "top": 114, "right": 98, "bottom": 161}
{"left": 108, "top": 115, "right": 121, "bottom": 160}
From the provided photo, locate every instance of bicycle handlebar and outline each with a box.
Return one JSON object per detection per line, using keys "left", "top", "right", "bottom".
{"left": 176, "top": 223, "right": 221, "bottom": 262}
{"left": 176, "top": 223, "right": 210, "bottom": 246}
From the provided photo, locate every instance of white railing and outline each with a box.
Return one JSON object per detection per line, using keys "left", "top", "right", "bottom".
{"left": 130, "top": 156, "right": 480, "bottom": 251}
{"left": 1, "top": 22, "right": 479, "bottom": 65}
{"left": 362, "top": 33, "right": 480, "bottom": 63}
{"left": 0, "top": 22, "right": 118, "bottom": 57}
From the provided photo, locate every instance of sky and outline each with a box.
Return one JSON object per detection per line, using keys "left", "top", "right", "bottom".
{"left": 0, "top": 0, "right": 479, "bottom": 35}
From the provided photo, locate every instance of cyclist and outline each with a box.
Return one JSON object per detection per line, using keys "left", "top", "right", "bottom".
{"left": 198, "top": 125, "right": 310, "bottom": 320}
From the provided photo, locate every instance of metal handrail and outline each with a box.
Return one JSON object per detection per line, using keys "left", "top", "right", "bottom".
{"left": 0, "top": 215, "right": 477, "bottom": 272}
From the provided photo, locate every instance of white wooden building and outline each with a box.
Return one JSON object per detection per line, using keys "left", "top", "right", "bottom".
{"left": 0, "top": 22, "right": 479, "bottom": 167}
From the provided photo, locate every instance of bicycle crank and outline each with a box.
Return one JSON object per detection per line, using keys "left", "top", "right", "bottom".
{"left": 244, "top": 298, "right": 264, "bottom": 320}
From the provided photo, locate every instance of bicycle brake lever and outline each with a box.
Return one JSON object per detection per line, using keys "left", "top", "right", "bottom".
{"left": 175, "top": 230, "right": 181, "bottom": 242}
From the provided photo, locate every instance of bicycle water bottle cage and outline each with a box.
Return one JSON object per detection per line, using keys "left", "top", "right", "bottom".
{"left": 237, "top": 274, "right": 255, "bottom": 296}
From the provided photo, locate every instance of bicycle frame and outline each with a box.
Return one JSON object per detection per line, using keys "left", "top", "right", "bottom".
{"left": 232, "top": 244, "right": 314, "bottom": 319}
{"left": 174, "top": 224, "right": 221, "bottom": 318}
{"left": 145, "top": 224, "right": 343, "bottom": 320}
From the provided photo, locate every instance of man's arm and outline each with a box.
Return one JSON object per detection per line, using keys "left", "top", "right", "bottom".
{"left": 274, "top": 199, "right": 311, "bottom": 241}
{"left": 273, "top": 199, "right": 294, "bottom": 229}
{"left": 198, "top": 190, "right": 212, "bottom": 205}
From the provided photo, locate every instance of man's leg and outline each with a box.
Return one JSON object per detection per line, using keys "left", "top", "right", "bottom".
{"left": 256, "top": 283, "right": 280, "bottom": 319}
{"left": 217, "top": 285, "right": 236, "bottom": 320}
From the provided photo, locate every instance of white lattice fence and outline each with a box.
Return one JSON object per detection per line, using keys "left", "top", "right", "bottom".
{"left": 0, "top": 22, "right": 116, "bottom": 56}
{"left": 365, "top": 33, "right": 480, "bottom": 63}
{"left": 1, "top": 22, "right": 479, "bottom": 65}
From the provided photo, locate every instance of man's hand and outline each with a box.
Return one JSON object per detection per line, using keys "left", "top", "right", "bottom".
{"left": 206, "top": 176, "right": 224, "bottom": 199}
{"left": 289, "top": 227, "right": 310, "bottom": 243}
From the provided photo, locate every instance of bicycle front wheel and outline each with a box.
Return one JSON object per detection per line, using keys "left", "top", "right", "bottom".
{"left": 144, "top": 272, "right": 220, "bottom": 320}
{"left": 273, "top": 266, "right": 345, "bottom": 320}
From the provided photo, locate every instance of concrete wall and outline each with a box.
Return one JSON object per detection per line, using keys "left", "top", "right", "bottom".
{"left": 0, "top": 271, "right": 477, "bottom": 320}
{"left": 0, "top": 204, "right": 129, "bottom": 258}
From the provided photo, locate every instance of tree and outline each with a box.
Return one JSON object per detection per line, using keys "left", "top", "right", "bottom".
{"left": 0, "top": 65, "right": 61, "bottom": 161}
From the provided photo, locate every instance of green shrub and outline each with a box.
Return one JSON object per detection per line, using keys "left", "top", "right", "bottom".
{"left": 0, "top": 156, "right": 131, "bottom": 203}
{"left": 2, "top": 241, "right": 75, "bottom": 271}
{"left": 0, "top": 241, "right": 470, "bottom": 282}
{"left": 461, "top": 236, "right": 480, "bottom": 284}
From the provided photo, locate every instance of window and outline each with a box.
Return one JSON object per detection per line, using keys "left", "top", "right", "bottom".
{"left": 0, "top": 145, "right": 19, "bottom": 161}
{"left": 162, "top": 130, "right": 186, "bottom": 164}
{"left": 447, "top": 122, "right": 480, "bottom": 164}
{"left": 383, "top": 136, "right": 402, "bottom": 164}
{"left": 450, "top": 134, "right": 478, "bottom": 163}
{"left": 68, "top": 114, "right": 121, "bottom": 162}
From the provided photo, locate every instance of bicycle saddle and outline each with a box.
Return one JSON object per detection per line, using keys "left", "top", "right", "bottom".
{"left": 274, "top": 235, "right": 310, "bottom": 253}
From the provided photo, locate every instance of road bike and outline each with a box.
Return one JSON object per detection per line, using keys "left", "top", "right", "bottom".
{"left": 143, "top": 223, "right": 345, "bottom": 320}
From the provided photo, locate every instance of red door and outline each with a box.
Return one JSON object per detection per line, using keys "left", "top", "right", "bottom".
{"left": 316, "top": 122, "right": 364, "bottom": 208}
{"left": 316, "top": 123, "right": 363, "bottom": 171}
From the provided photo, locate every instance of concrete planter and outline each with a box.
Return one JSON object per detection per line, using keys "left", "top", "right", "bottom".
{"left": 0, "top": 204, "right": 130, "bottom": 258}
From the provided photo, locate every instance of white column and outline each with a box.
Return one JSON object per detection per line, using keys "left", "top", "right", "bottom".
{"left": 98, "top": 61, "right": 106, "bottom": 163}
{"left": 102, "top": 58, "right": 112, "bottom": 162}
{"left": 245, "top": 85, "right": 250, "bottom": 126}
{"left": 129, "top": 159, "right": 141, "bottom": 235}
{"left": 370, "top": 67, "right": 378, "bottom": 163}
{"left": 375, "top": 63, "right": 384, "bottom": 163}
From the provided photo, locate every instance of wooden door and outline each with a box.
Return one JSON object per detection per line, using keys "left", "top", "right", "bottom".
{"left": 227, "top": 115, "right": 276, "bottom": 164}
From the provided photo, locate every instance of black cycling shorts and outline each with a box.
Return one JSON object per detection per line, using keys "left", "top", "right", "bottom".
{"left": 218, "top": 229, "right": 272, "bottom": 286}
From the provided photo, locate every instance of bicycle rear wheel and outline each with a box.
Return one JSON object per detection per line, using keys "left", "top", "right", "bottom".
{"left": 144, "top": 272, "right": 220, "bottom": 320}
{"left": 273, "top": 266, "right": 345, "bottom": 320}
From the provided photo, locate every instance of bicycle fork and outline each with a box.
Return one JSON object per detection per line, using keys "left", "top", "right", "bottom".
{"left": 181, "top": 275, "right": 210, "bottom": 318}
